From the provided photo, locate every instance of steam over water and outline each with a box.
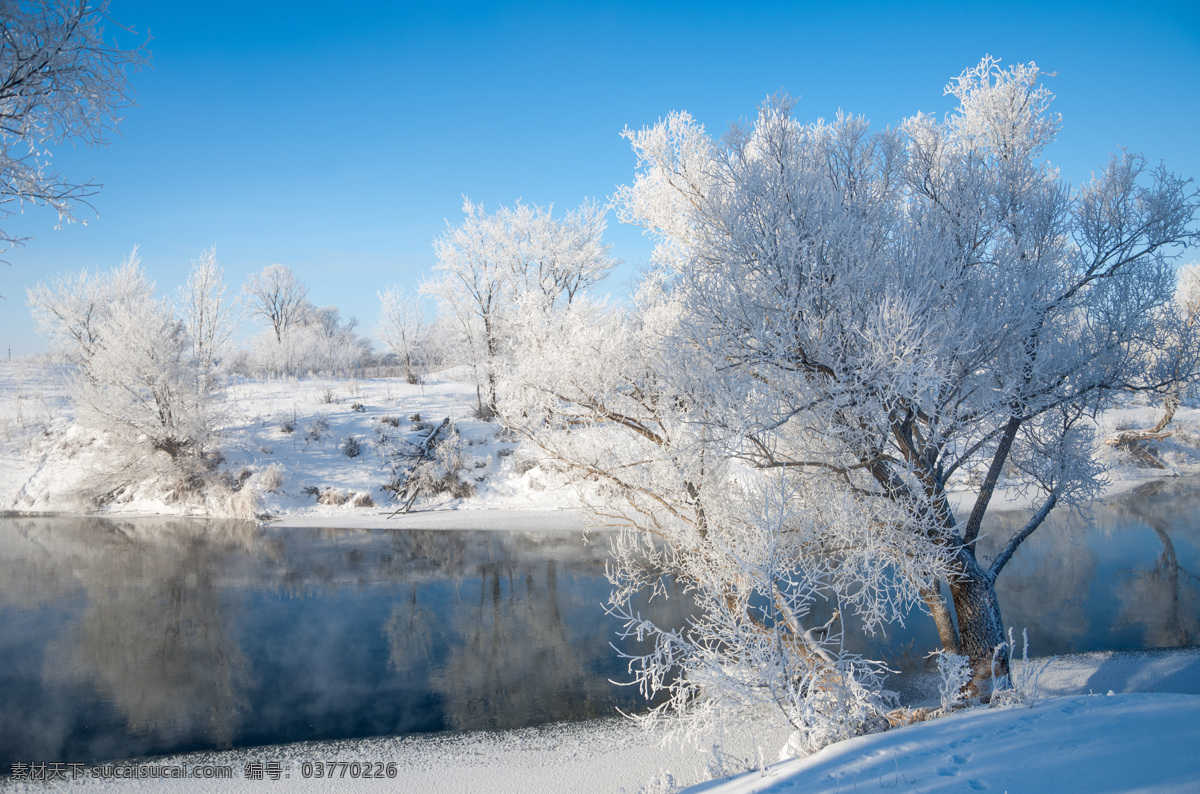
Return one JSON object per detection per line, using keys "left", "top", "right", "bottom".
{"left": 0, "top": 479, "right": 1196, "bottom": 766}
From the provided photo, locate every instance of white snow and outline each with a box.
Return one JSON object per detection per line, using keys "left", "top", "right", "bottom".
{"left": 6, "top": 360, "right": 1199, "bottom": 521}
{"left": 0, "top": 363, "right": 584, "bottom": 519}
{"left": 686, "top": 692, "right": 1200, "bottom": 794}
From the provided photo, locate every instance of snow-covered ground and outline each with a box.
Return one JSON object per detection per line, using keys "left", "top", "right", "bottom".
{"left": 688, "top": 691, "right": 1200, "bottom": 794}
{"left": 0, "top": 361, "right": 583, "bottom": 518}
{"left": 3, "top": 359, "right": 1200, "bottom": 792}
{"left": 0, "top": 649, "right": 1196, "bottom": 793}
{"left": 5, "top": 358, "right": 1200, "bottom": 520}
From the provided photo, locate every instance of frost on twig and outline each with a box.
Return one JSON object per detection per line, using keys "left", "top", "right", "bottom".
{"left": 603, "top": 476, "right": 914, "bottom": 760}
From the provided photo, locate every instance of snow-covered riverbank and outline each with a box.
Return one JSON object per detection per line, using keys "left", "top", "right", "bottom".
{"left": 1, "top": 648, "right": 1197, "bottom": 793}
{"left": 5, "top": 361, "right": 1200, "bottom": 521}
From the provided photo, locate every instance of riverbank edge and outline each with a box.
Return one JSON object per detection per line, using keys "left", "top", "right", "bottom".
{"left": 1, "top": 648, "right": 1197, "bottom": 793}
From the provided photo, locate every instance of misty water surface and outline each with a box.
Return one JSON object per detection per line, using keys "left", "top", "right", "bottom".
{"left": 0, "top": 479, "right": 1197, "bottom": 766}
{"left": 0, "top": 520, "right": 692, "bottom": 767}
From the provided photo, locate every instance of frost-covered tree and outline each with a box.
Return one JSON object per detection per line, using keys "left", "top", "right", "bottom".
{"left": 0, "top": 0, "right": 148, "bottom": 258}
{"left": 28, "top": 252, "right": 215, "bottom": 493}
{"left": 377, "top": 284, "right": 427, "bottom": 383}
{"left": 240, "top": 264, "right": 370, "bottom": 376}
{"left": 76, "top": 286, "right": 212, "bottom": 460}
{"left": 424, "top": 198, "right": 616, "bottom": 416}
{"left": 303, "top": 304, "right": 370, "bottom": 375}
{"left": 242, "top": 263, "right": 309, "bottom": 342}
{"left": 27, "top": 249, "right": 150, "bottom": 361}
{"left": 1106, "top": 261, "right": 1200, "bottom": 458}
{"left": 501, "top": 57, "right": 1199, "bottom": 750}
{"left": 177, "top": 247, "right": 239, "bottom": 379}
{"left": 242, "top": 302, "right": 369, "bottom": 377}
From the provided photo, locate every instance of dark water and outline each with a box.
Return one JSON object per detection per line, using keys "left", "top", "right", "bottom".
{"left": 833, "top": 477, "right": 1200, "bottom": 669}
{"left": 0, "top": 479, "right": 1198, "bottom": 767}
{"left": 0, "top": 519, "right": 691, "bottom": 767}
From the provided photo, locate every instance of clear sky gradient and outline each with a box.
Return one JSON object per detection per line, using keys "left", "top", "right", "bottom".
{"left": 1, "top": 0, "right": 1197, "bottom": 356}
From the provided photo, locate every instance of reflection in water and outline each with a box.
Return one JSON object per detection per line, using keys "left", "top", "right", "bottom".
{"left": 1, "top": 483, "right": 1197, "bottom": 766}
{"left": 0, "top": 517, "right": 687, "bottom": 766}
{"left": 970, "top": 478, "right": 1200, "bottom": 658}
{"left": 0, "top": 519, "right": 258, "bottom": 763}
{"left": 1110, "top": 480, "right": 1200, "bottom": 649}
{"left": 428, "top": 558, "right": 653, "bottom": 731}
{"left": 973, "top": 506, "right": 1099, "bottom": 655}
{"left": 42, "top": 534, "right": 250, "bottom": 748}
{"left": 383, "top": 586, "right": 433, "bottom": 674}
{"left": 806, "top": 480, "right": 1200, "bottom": 668}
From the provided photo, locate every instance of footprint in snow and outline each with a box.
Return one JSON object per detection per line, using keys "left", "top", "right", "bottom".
{"left": 968, "top": 779, "right": 989, "bottom": 790}
{"left": 935, "top": 752, "right": 971, "bottom": 777}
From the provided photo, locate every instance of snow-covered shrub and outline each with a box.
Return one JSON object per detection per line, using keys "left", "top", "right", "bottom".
{"left": 304, "top": 415, "right": 329, "bottom": 444}
{"left": 257, "top": 463, "right": 285, "bottom": 494}
{"left": 379, "top": 420, "right": 476, "bottom": 506}
{"left": 637, "top": 771, "right": 680, "bottom": 794}
{"left": 990, "top": 629, "right": 1052, "bottom": 709}
{"left": 317, "top": 488, "right": 347, "bottom": 505}
{"left": 511, "top": 450, "right": 540, "bottom": 475}
{"left": 351, "top": 491, "right": 375, "bottom": 508}
{"left": 340, "top": 435, "right": 362, "bottom": 458}
{"left": 937, "top": 651, "right": 974, "bottom": 712}
{"left": 202, "top": 475, "right": 260, "bottom": 519}
{"left": 407, "top": 424, "right": 475, "bottom": 499}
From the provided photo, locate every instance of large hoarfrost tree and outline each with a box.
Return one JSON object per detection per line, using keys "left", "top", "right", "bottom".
{"left": 501, "top": 58, "right": 1199, "bottom": 751}
{"left": 424, "top": 198, "right": 617, "bottom": 417}
{"left": 0, "top": 0, "right": 148, "bottom": 257}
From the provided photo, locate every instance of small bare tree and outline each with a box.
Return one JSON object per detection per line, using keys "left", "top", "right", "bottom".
{"left": 377, "top": 284, "right": 427, "bottom": 383}
{"left": 242, "top": 263, "right": 309, "bottom": 343}
{"left": 177, "top": 247, "right": 239, "bottom": 381}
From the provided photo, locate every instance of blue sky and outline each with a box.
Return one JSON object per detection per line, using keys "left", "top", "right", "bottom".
{"left": 1, "top": 0, "right": 1198, "bottom": 356}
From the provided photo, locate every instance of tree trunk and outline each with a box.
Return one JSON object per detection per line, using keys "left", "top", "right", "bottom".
{"left": 947, "top": 548, "right": 1008, "bottom": 701}
{"left": 921, "top": 583, "right": 960, "bottom": 655}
